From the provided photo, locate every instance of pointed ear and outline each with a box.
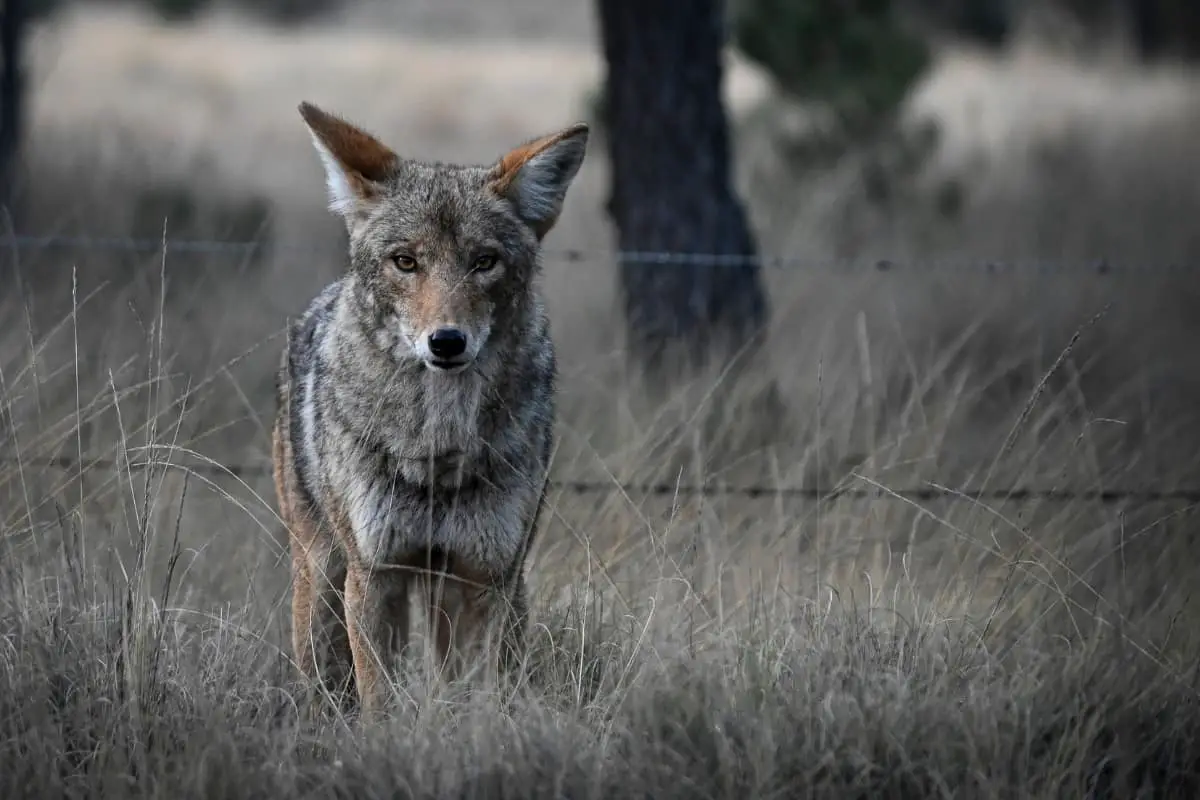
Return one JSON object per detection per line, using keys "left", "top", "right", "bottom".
{"left": 489, "top": 123, "right": 589, "bottom": 239}
{"left": 298, "top": 101, "right": 399, "bottom": 224}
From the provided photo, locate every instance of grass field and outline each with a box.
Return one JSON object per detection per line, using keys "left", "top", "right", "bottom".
{"left": 3, "top": 4, "right": 1200, "bottom": 797}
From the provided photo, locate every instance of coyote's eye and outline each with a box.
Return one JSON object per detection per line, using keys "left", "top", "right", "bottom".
{"left": 390, "top": 254, "right": 418, "bottom": 273}
{"left": 473, "top": 253, "right": 499, "bottom": 272}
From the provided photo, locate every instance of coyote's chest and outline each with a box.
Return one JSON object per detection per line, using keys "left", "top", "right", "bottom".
{"left": 329, "top": 369, "right": 534, "bottom": 570}
{"left": 387, "top": 372, "right": 486, "bottom": 487}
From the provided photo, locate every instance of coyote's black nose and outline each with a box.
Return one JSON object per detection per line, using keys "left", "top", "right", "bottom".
{"left": 428, "top": 328, "right": 468, "bottom": 360}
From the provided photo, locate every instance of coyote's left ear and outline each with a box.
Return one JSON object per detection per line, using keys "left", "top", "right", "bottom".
{"left": 489, "top": 123, "right": 589, "bottom": 239}
{"left": 299, "top": 101, "right": 399, "bottom": 227}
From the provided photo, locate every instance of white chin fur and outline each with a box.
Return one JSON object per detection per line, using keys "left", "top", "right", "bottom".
{"left": 425, "top": 360, "right": 471, "bottom": 375}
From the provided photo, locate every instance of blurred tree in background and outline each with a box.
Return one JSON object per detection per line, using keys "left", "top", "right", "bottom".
{"left": 1111, "top": 0, "right": 1200, "bottom": 61}
{"left": 729, "top": 0, "right": 948, "bottom": 245}
{"left": 900, "top": 0, "right": 1200, "bottom": 61}
{"left": 595, "top": 0, "right": 790, "bottom": 469}
{"left": 590, "top": 0, "right": 940, "bottom": 372}
{"left": 1, "top": 0, "right": 29, "bottom": 216}
{"left": 731, "top": 0, "right": 931, "bottom": 137}
{"left": 902, "top": 0, "right": 1013, "bottom": 48}
{"left": 596, "top": 0, "right": 768, "bottom": 376}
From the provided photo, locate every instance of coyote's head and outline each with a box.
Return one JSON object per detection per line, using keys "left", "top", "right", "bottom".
{"left": 299, "top": 101, "right": 588, "bottom": 373}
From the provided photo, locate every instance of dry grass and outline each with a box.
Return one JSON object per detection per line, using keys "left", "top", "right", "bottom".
{"left": 3, "top": 4, "right": 1200, "bottom": 797}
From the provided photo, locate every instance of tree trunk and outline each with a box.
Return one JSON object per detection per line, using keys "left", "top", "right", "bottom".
{"left": 1124, "top": 0, "right": 1200, "bottom": 61}
{"left": 596, "top": 0, "right": 793, "bottom": 482}
{"left": 0, "top": 0, "right": 24, "bottom": 216}
{"left": 597, "top": 0, "right": 768, "bottom": 376}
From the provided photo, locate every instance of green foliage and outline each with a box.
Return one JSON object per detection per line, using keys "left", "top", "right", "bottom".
{"left": 947, "top": 0, "right": 1011, "bottom": 46}
{"left": 730, "top": 0, "right": 931, "bottom": 132}
{"left": 901, "top": 0, "right": 1013, "bottom": 48}
{"left": 907, "top": 0, "right": 1200, "bottom": 60}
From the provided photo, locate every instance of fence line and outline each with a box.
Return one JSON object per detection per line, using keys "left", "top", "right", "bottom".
{"left": 4, "top": 231, "right": 1199, "bottom": 505}
{"left": 7, "top": 454, "right": 1200, "bottom": 505}
{"left": 0, "top": 232, "right": 1195, "bottom": 275}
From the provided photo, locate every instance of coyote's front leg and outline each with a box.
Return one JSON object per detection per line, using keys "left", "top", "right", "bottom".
{"left": 291, "top": 542, "right": 354, "bottom": 708}
{"left": 343, "top": 558, "right": 412, "bottom": 718}
{"left": 425, "top": 567, "right": 530, "bottom": 683}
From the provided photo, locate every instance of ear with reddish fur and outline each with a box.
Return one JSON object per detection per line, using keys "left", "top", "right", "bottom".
{"left": 299, "top": 101, "right": 399, "bottom": 225}
{"left": 489, "top": 123, "right": 589, "bottom": 239}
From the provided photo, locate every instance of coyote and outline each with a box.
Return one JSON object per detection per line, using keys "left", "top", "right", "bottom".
{"left": 271, "top": 101, "right": 588, "bottom": 715}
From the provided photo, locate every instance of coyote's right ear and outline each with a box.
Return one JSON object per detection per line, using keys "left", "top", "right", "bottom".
{"left": 299, "top": 102, "right": 398, "bottom": 226}
{"left": 489, "top": 123, "right": 589, "bottom": 239}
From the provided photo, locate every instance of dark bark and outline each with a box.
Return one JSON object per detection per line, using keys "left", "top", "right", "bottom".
{"left": 1124, "top": 0, "right": 1200, "bottom": 61}
{"left": 597, "top": 0, "right": 769, "bottom": 376}
{"left": 594, "top": 0, "right": 793, "bottom": 481}
{"left": 1128, "top": 0, "right": 1166, "bottom": 57}
{"left": 0, "top": 0, "right": 24, "bottom": 215}
{"left": 1054, "top": 0, "right": 1200, "bottom": 61}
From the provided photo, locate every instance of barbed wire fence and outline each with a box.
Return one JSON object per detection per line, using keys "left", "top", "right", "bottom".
{"left": 3, "top": 232, "right": 1200, "bottom": 274}
{"left": 3, "top": 231, "right": 1200, "bottom": 508}
{"left": 6, "top": 453, "right": 1200, "bottom": 506}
